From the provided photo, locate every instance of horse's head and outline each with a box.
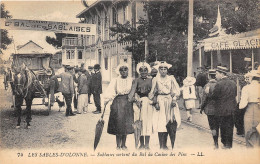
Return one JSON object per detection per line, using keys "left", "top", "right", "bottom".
{"left": 14, "top": 72, "right": 27, "bottom": 96}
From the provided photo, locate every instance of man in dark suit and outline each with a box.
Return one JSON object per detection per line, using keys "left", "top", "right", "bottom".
{"left": 211, "top": 66, "right": 237, "bottom": 149}
{"left": 51, "top": 66, "right": 76, "bottom": 116}
{"left": 92, "top": 64, "right": 102, "bottom": 114}
{"left": 195, "top": 67, "right": 208, "bottom": 108}
{"left": 87, "top": 66, "right": 94, "bottom": 104}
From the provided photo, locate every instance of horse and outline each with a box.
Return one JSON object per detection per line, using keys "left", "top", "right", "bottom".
{"left": 13, "top": 66, "right": 46, "bottom": 128}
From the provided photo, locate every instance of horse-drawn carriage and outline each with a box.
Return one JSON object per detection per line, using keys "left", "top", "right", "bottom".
{"left": 9, "top": 53, "right": 58, "bottom": 118}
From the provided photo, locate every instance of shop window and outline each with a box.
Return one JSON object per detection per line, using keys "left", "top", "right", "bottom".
{"left": 123, "top": 5, "right": 127, "bottom": 22}
{"left": 105, "top": 57, "right": 108, "bottom": 70}
{"left": 112, "top": 8, "right": 117, "bottom": 25}
{"left": 71, "top": 50, "right": 75, "bottom": 59}
{"left": 66, "top": 50, "right": 71, "bottom": 59}
{"left": 78, "top": 51, "right": 82, "bottom": 59}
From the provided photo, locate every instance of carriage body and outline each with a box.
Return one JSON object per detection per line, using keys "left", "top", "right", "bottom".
{"left": 10, "top": 53, "right": 56, "bottom": 115}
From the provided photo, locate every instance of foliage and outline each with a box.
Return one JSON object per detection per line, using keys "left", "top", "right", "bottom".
{"left": 46, "top": 33, "right": 77, "bottom": 48}
{"left": 110, "top": 21, "right": 147, "bottom": 63}
{"left": 0, "top": 3, "right": 12, "bottom": 54}
{"left": 143, "top": 0, "right": 260, "bottom": 78}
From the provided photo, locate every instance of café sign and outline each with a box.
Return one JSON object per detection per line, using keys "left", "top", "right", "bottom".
{"left": 0, "top": 18, "right": 96, "bottom": 35}
{"left": 204, "top": 37, "right": 260, "bottom": 52}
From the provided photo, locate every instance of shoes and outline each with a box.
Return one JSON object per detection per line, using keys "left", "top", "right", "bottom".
{"left": 236, "top": 132, "right": 245, "bottom": 137}
{"left": 83, "top": 111, "right": 87, "bottom": 114}
{"left": 121, "top": 146, "right": 128, "bottom": 150}
{"left": 16, "top": 125, "right": 20, "bottom": 129}
{"left": 163, "top": 146, "right": 169, "bottom": 150}
{"left": 76, "top": 112, "right": 82, "bottom": 114}
{"left": 116, "top": 146, "right": 121, "bottom": 150}
{"left": 93, "top": 110, "right": 101, "bottom": 114}
{"left": 66, "top": 113, "right": 76, "bottom": 116}
{"left": 144, "top": 146, "right": 150, "bottom": 150}
{"left": 139, "top": 145, "right": 145, "bottom": 150}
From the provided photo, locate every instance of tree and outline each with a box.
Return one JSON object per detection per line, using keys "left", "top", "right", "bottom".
{"left": 144, "top": 0, "right": 260, "bottom": 78}
{"left": 110, "top": 21, "right": 147, "bottom": 63}
{"left": 46, "top": 33, "right": 78, "bottom": 48}
{"left": 46, "top": 33, "right": 67, "bottom": 48}
{"left": 0, "top": 3, "right": 12, "bottom": 54}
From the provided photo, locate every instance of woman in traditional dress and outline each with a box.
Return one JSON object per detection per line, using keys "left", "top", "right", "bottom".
{"left": 128, "top": 62, "right": 153, "bottom": 150}
{"left": 239, "top": 69, "right": 260, "bottom": 148}
{"left": 103, "top": 63, "right": 134, "bottom": 150}
{"left": 149, "top": 61, "right": 181, "bottom": 150}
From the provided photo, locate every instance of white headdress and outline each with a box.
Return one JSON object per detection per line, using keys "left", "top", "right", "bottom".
{"left": 136, "top": 62, "right": 151, "bottom": 74}
{"left": 115, "top": 62, "right": 129, "bottom": 75}
{"left": 154, "top": 61, "right": 172, "bottom": 70}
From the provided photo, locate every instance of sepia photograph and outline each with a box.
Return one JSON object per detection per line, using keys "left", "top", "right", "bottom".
{"left": 0, "top": 0, "right": 259, "bottom": 163}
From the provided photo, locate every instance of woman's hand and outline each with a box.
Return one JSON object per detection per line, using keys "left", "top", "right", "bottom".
{"left": 171, "top": 101, "right": 176, "bottom": 108}
{"left": 136, "top": 101, "right": 142, "bottom": 109}
{"left": 104, "top": 100, "right": 109, "bottom": 107}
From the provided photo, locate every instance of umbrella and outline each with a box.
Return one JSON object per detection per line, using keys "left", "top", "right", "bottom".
{"left": 94, "top": 104, "right": 107, "bottom": 151}
{"left": 166, "top": 107, "right": 178, "bottom": 149}
{"left": 132, "top": 120, "right": 142, "bottom": 149}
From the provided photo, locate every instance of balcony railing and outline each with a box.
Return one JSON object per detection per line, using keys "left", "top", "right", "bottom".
{"left": 62, "top": 37, "right": 84, "bottom": 47}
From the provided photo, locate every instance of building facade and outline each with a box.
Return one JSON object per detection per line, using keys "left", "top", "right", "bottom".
{"left": 62, "top": 0, "right": 147, "bottom": 82}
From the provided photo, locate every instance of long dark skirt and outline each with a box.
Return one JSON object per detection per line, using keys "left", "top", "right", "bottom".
{"left": 107, "top": 95, "right": 134, "bottom": 135}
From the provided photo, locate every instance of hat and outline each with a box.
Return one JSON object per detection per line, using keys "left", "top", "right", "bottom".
{"left": 154, "top": 61, "right": 172, "bottom": 70}
{"left": 136, "top": 62, "right": 151, "bottom": 74}
{"left": 94, "top": 64, "right": 101, "bottom": 69}
{"left": 216, "top": 66, "right": 228, "bottom": 74}
{"left": 115, "top": 62, "right": 129, "bottom": 75}
{"left": 67, "top": 66, "right": 74, "bottom": 70}
{"left": 74, "top": 67, "right": 80, "bottom": 72}
{"left": 183, "top": 76, "right": 196, "bottom": 86}
{"left": 208, "top": 69, "right": 216, "bottom": 75}
{"left": 63, "top": 64, "right": 70, "bottom": 68}
{"left": 80, "top": 68, "right": 87, "bottom": 73}
{"left": 88, "top": 66, "right": 93, "bottom": 69}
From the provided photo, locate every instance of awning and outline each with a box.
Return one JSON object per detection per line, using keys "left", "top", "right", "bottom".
{"left": 199, "top": 29, "right": 260, "bottom": 52}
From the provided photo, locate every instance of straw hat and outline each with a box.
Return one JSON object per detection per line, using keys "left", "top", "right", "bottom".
{"left": 136, "top": 62, "right": 151, "bottom": 74}
{"left": 115, "top": 62, "right": 129, "bottom": 75}
{"left": 183, "top": 76, "right": 196, "bottom": 86}
{"left": 216, "top": 66, "right": 228, "bottom": 74}
{"left": 208, "top": 69, "right": 216, "bottom": 75}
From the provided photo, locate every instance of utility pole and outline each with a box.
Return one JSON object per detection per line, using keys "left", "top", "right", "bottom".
{"left": 187, "top": 0, "right": 194, "bottom": 77}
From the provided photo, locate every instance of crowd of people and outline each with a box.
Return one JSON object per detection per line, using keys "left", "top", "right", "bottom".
{"left": 51, "top": 63, "right": 102, "bottom": 116}
{"left": 50, "top": 61, "right": 259, "bottom": 150}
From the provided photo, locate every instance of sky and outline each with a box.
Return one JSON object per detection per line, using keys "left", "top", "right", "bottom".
{"left": 1, "top": 0, "right": 95, "bottom": 60}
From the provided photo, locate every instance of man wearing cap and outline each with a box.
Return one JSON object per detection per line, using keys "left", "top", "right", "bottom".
{"left": 200, "top": 69, "right": 218, "bottom": 148}
{"left": 51, "top": 66, "right": 75, "bottom": 116}
{"left": 77, "top": 68, "right": 89, "bottom": 114}
{"left": 239, "top": 69, "right": 260, "bottom": 147}
{"left": 211, "top": 66, "right": 237, "bottom": 149}
{"left": 92, "top": 64, "right": 102, "bottom": 114}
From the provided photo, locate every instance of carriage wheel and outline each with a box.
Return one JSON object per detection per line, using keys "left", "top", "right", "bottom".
{"left": 47, "top": 94, "right": 51, "bottom": 115}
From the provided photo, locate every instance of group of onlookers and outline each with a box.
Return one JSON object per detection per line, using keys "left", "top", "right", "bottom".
{"left": 199, "top": 66, "right": 260, "bottom": 149}
{"left": 51, "top": 63, "right": 102, "bottom": 116}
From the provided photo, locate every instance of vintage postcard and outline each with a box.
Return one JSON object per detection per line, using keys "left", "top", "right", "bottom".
{"left": 0, "top": 0, "right": 259, "bottom": 164}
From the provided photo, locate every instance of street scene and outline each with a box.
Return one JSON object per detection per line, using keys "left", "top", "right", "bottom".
{"left": 0, "top": 0, "right": 259, "bottom": 164}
